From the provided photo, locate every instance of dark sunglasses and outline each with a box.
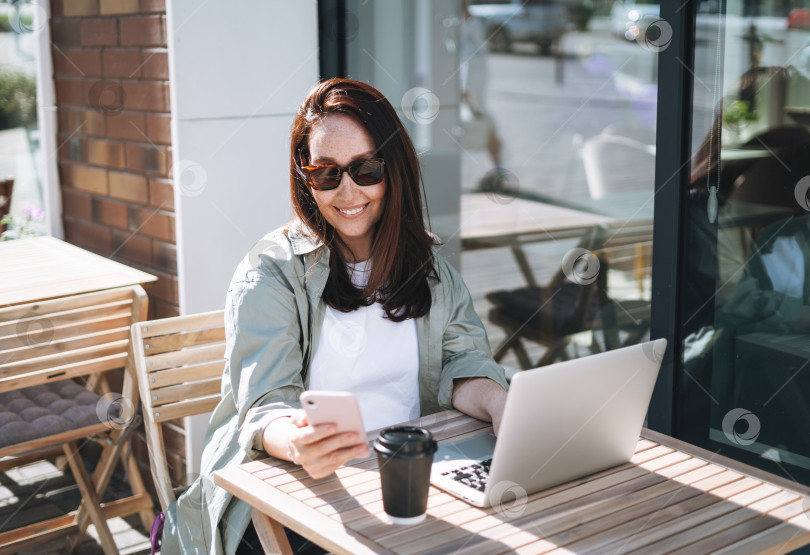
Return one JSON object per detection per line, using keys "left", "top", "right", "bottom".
{"left": 300, "top": 158, "right": 385, "bottom": 191}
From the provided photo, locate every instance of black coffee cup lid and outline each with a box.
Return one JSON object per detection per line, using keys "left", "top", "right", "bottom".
{"left": 374, "top": 426, "right": 437, "bottom": 456}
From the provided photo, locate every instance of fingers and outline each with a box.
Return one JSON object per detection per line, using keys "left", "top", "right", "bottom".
{"left": 290, "top": 409, "right": 308, "bottom": 428}
{"left": 307, "top": 443, "right": 370, "bottom": 480}
{"left": 297, "top": 430, "right": 362, "bottom": 459}
{"left": 287, "top": 407, "right": 372, "bottom": 478}
{"left": 289, "top": 428, "right": 370, "bottom": 479}
{"left": 295, "top": 423, "right": 339, "bottom": 446}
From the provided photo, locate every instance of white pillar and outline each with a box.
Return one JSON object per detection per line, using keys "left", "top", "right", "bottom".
{"left": 165, "top": 0, "right": 319, "bottom": 475}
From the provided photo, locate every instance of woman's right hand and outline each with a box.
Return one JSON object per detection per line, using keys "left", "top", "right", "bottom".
{"left": 286, "top": 409, "right": 370, "bottom": 479}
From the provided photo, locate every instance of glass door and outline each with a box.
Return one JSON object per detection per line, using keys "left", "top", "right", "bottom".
{"left": 679, "top": 0, "right": 810, "bottom": 483}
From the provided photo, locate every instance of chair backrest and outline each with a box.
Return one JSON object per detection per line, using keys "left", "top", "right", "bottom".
{"left": 130, "top": 310, "right": 225, "bottom": 511}
{"left": 593, "top": 220, "right": 653, "bottom": 296}
{"left": 0, "top": 285, "right": 147, "bottom": 458}
{"left": 582, "top": 134, "right": 656, "bottom": 199}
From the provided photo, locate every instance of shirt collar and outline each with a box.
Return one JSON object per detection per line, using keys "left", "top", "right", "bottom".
{"left": 286, "top": 219, "right": 323, "bottom": 255}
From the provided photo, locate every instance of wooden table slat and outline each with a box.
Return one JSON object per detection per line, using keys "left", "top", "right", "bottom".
{"left": 711, "top": 476, "right": 766, "bottom": 499}
{"left": 635, "top": 438, "right": 657, "bottom": 452}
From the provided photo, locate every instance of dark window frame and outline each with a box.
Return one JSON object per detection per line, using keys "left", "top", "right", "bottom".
{"left": 647, "top": 0, "right": 696, "bottom": 436}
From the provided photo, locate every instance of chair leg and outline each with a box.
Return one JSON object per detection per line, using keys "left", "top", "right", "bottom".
{"left": 70, "top": 425, "right": 153, "bottom": 553}
{"left": 537, "top": 342, "right": 567, "bottom": 367}
{"left": 62, "top": 442, "right": 119, "bottom": 555}
{"left": 493, "top": 334, "right": 532, "bottom": 369}
{"left": 511, "top": 338, "right": 534, "bottom": 370}
{"left": 251, "top": 508, "right": 294, "bottom": 555}
{"left": 126, "top": 451, "right": 156, "bottom": 532}
{"left": 69, "top": 432, "right": 126, "bottom": 552}
{"left": 492, "top": 339, "right": 510, "bottom": 363}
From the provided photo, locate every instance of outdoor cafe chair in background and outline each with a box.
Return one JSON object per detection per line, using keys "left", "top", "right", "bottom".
{"left": 589, "top": 220, "right": 653, "bottom": 353}
{"left": 486, "top": 226, "right": 606, "bottom": 368}
{"left": 129, "top": 310, "right": 225, "bottom": 513}
{"left": 582, "top": 124, "right": 656, "bottom": 200}
{"left": 486, "top": 224, "right": 652, "bottom": 369}
{"left": 0, "top": 285, "right": 154, "bottom": 555}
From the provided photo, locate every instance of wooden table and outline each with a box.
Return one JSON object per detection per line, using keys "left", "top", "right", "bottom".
{"left": 214, "top": 411, "right": 810, "bottom": 554}
{"left": 461, "top": 193, "right": 621, "bottom": 289}
{"left": 0, "top": 236, "right": 156, "bottom": 307}
{"left": 461, "top": 193, "right": 616, "bottom": 250}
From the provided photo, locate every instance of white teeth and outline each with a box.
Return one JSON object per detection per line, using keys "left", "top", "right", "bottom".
{"left": 339, "top": 206, "right": 364, "bottom": 215}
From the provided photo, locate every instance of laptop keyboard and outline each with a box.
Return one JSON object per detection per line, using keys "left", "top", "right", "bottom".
{"left": 441, "top": 459, "right": 492, "bottom": 492}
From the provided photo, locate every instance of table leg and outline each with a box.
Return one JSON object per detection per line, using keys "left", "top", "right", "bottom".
{"left": 510, "top": 246, "right": 538, "bottom": 288}
{"left": 251, "top": 509, "right": 293, "bottom": 555}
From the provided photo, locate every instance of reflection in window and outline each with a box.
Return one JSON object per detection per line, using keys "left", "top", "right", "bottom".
{"left": 681, "top": 0, "right": 810, "bottom": 482}
{"left": 341, "top": 0, "right": 658, "bottom": 372}
{"left": 459, "top": 0, "right": 658, "bottom": 370}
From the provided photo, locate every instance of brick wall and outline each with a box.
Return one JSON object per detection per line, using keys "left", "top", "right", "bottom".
{"left": 49, "top": 0, "right": 189, "bottom": 491}
{"left": 51, "top": 0, "right": 178, "bottom": 322}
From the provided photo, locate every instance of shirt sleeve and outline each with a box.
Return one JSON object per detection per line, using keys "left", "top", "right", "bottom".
{"left": 225, "top": 270, "right": 306, "bottom": 459}
{"left": 436, "top": 256, "right": 509, "bottom": 410}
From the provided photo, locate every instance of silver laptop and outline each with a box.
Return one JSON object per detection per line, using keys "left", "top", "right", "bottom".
{"left": 430, "top": 339, "right": 667, "bottom": 508}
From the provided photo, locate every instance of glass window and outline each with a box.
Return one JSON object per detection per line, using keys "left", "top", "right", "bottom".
{"left": 342, "top": 0, "right": 658, "bottom": 372}
{"left": 680, "top": 0, "right": 810, "bottom": 482}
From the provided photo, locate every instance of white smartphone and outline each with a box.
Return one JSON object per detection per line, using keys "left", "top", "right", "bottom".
{"left": 299, "top": 391, "right": 367, "bottom": 447}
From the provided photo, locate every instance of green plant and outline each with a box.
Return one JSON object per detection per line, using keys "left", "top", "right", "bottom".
{"left": 723, "top": 99, "right": 758, "bottom": 129}
{"left": 0, "top": 69, "right": 37, "bottom": 131}
{"left": 0, "top": 12, "right": 34, "bottom": 33}
{"left": 1, "top": 205, "right": 43, "bottom": 240}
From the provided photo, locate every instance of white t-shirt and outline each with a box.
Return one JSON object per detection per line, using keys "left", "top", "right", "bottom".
{"left": 308, "top": 260, "right": 420, "bottom": 431}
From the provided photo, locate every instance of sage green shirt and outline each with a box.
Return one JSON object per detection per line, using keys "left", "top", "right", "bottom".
{"left": 161, "top": 222, "right": 509, "bottom": 554}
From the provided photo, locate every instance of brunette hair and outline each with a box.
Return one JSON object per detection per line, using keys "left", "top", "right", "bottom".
{"left": 289, "top": 78, "right": 437, "bottom": 321}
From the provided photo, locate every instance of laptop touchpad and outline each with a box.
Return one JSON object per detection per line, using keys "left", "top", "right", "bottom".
{"left": 433, "top": 433, "right": 496, "bottom": 464}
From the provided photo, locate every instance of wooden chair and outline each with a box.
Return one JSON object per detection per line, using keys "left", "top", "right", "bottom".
{"left": 131, "top": 310, "right": 294, "bottom": 554}
{"left": 0, "top": 286, "right": 154, "bottom": 555}
{"left": 129, "top": 310, "right": 225, "bottom": 512}
{"left": 590, "top": 220, "right": 653, "bottom": 352}
{"left": 487, "top": 223, "right": 652, "bottom": 368}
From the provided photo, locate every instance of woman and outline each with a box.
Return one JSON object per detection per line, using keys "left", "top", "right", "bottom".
{"left": 161, "top": 78, "right": 509, "bottom": 554}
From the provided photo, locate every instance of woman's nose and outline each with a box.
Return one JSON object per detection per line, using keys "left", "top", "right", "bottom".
{"left": 335, "top": 171, "right": 356, "bottom": 197}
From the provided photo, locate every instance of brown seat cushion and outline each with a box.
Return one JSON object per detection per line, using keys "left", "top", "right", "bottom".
{"left": 0, "top": 382, "right": 105, "bottom": 448}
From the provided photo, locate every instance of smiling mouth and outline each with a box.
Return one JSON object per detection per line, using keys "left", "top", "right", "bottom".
{"left": 336, "top": 204, "right": 368, "bottom": 217}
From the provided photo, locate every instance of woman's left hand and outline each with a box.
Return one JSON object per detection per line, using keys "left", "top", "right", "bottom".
{"left": 488, "top": 390, "right": 507, "bottom": 436}
{"left": 451, "top": 377, "right": 508, "bottom": 435}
